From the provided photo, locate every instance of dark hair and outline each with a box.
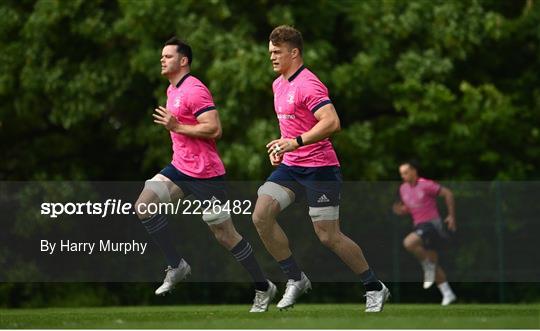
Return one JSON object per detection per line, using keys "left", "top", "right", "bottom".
{"left": 401, "top": 159, "right": 421, "bottom": 174}
{"left": 164, "top": 36, "right": 193, "bottom": 65}
{"left": 269, "top": 25, "right": 303, "bottom": 55}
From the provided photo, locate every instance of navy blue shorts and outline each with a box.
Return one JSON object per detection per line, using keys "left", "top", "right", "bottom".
{"left": 159, "top": 164, "right": 228, "bottom": 202}
{"left": 413, "top": 219, "right": 449, "bottom": 251}
{"left": 267, "top": 164, "right": 342, "bottom": 207}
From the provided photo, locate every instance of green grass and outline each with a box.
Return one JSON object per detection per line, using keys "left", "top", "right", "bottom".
{"left": 1, "top": 304, "right": 539, "bottom": 329}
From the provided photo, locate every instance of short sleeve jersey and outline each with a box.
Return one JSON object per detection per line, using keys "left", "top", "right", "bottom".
{"left": 399, "top": 178, "right": 441, "bottom": 225}
{"left": 166, "top": 74, "right": 225, "bottom": 178}
{"left": 272, "top": 66, "right": 340, "bottom": 167}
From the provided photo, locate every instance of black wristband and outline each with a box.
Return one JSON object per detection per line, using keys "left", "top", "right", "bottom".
{"left": 296, "top": 135, "right": 304, "bottom": 147}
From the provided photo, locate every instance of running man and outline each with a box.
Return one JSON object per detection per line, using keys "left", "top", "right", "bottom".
{"left": 135, "top": 37, "right": 276, "bottom": 312}
{"left": 252, "top": 25, "right": 390, "bottom": 313}
{"left": 392, "top": 161, "right": 457, "bottom": 305}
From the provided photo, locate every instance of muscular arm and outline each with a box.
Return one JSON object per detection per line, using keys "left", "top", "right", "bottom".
{"left": 298, "top": 103, "right": 341, "bottom": 146}
{"left": 266, "top": 103, "right": 340, "bottom": 154}
{"left": 439, "top": 187, "right": 455, "bottom": 218}
{"left": 172, "top": 110, "right": 222, "bottom": 139}
{"left": 154, "top": 106, "right": 222, "bottom": 139}
{"left": 439, "top": 186, "right": 457, "bottom": 231}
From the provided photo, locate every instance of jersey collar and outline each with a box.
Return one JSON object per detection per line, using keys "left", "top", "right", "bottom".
{"left": 175, "top": 73, "right": 191, "bottom": 88}
{"left": 287, "top": 65, "right": 305, "bottom": 82}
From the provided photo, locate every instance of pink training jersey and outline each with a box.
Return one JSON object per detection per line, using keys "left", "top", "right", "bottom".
{"left": 166, "top": 74, "right": 226, "bottom": 178}
{"left": 399, "top": 178, "right": 441, "bottom": 225}
{"left": 273, "top": 66, "right": 340, "bottom": 167}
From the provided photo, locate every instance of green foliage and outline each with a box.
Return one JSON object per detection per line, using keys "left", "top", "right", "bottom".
{"left": 0, "top": 0, "right": 538, "bottom": 180}
{"left": 1, "top": 1, "right": 539, "bottom": 309}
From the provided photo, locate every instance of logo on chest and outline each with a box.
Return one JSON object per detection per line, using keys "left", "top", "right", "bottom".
{"left": 275, "top": 88, "right": 296, "bottom": 119}
{"left": 404, "top": 189, "right": 425, "bottom": 208}
{"left": 287, "top": 91, "right": 295, "bottom": 104}
{"left": 173, "top": 97, "right": 181, "bottom": 108}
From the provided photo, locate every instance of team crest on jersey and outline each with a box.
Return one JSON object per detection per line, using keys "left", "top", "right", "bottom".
{"left": 287, "top": 91, "right": 295, "bottom": 104}
{"left": 174, "top": 97, "right": 181, "bottom": 108}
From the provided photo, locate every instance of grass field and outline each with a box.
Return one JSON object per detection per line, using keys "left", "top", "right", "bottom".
{"left": 1, "top": 304, "right": 539, "bottom": 329}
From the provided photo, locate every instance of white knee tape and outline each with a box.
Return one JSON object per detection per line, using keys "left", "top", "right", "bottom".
{"left": 257, "top": 181, "right": 294, "bottom": 211}
{"left": 309, "top": 206, "right": 340, "bottom": 222}
{"left": 144, "top": 175, "right": 171, "bottom": 203}
{"left": 202, "top": 207, "right": 231, "bottom": 225}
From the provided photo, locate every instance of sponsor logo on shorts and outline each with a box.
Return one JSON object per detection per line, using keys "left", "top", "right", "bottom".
{"left": 317, "top": 194, "right": 330, "bottom": 203}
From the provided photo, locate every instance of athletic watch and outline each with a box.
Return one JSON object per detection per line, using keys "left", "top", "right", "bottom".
{"left": 295, "top": 135, "right": 304, "bottom": 147}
